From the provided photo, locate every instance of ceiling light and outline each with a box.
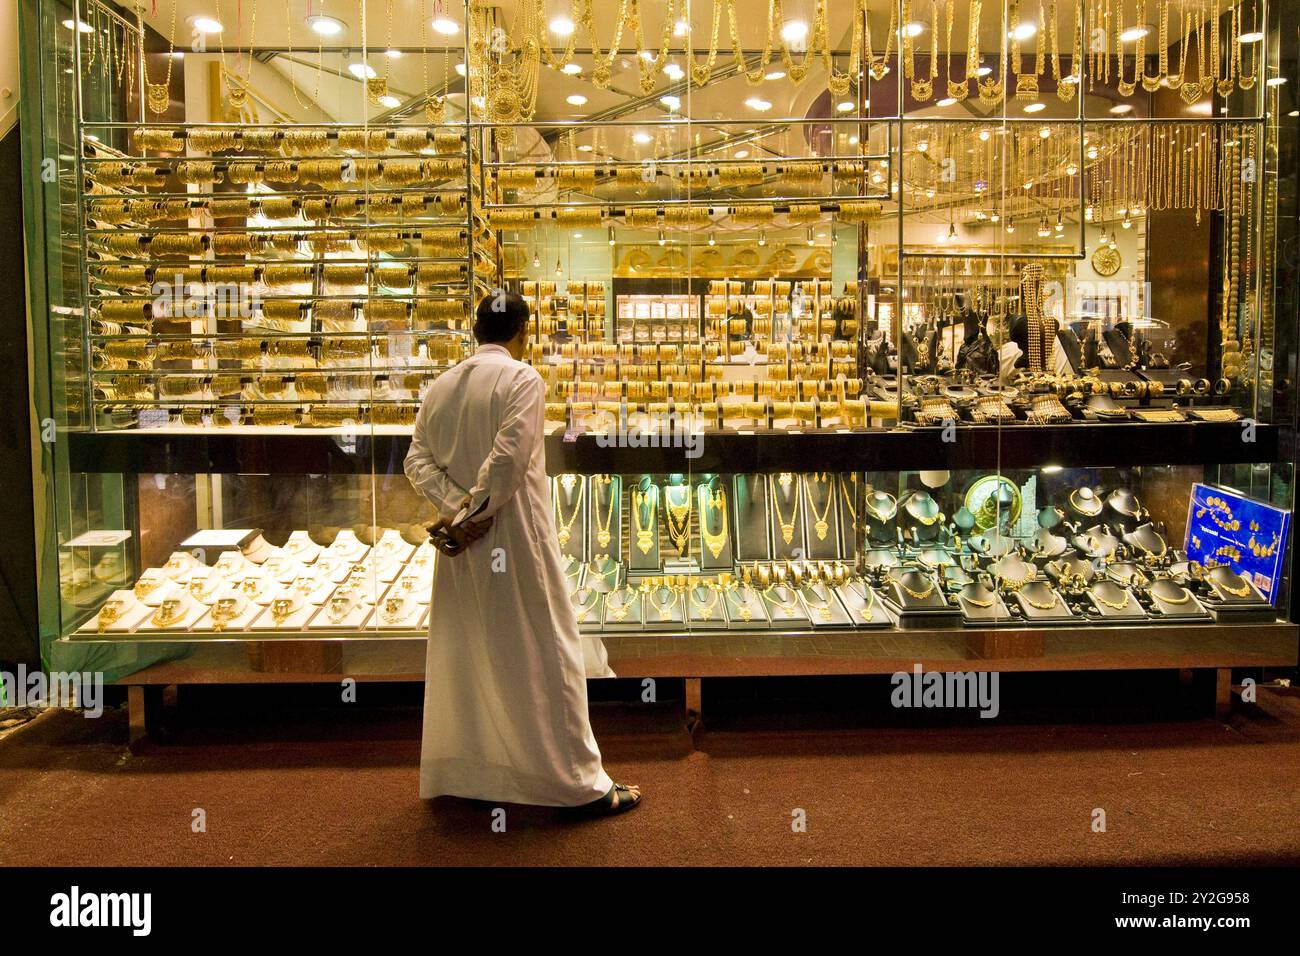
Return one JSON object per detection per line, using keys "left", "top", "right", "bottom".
{"left": 1290, "top": 110, "right": 1299, "bottom": 118}
{"left": 378, "top": 95, "right": 401, "bottom": 108}
{"left": 976, "top": 65, "right": 992, "bottom": 76}
{"left": 1039, "top": 126, "right": 1051, "bottom": 138}
{"left": 1109, "top": 103, "right": 1133, "bottom": 114}
{"left": 903, "top": 22, "right": 925, "bottom": 38}
{"left": 306, "top": 14, "right": 344, "bottom": 36}
{"left": 657, "top": 229, "right": 666, "bottom": 246}
{"left": 990, "top": 212, "right": 1000, "bottom": 222}
{"left": 573, "top": 231, "right": 583, "bottom": 239}
{"left": 947, "top": 221, "right": 957, "bottom": 241}
{"left": 1006, "top": 222, "right": 1016, "bottom": 233}
{"left": 555, "top": 258, "right": 563, "bottom": 276}
{"left": 192, "top": 16, "right": 224, "bottom": 33}
{"left": 1065, "top": 162, "right": 1078, "bottom": 175}
{"left": 1087, "top": 145, "right": 1099, "bottom": 159}
{"left": 1119, "top": 26, "right": 1148, "bottom": 42}
{"left": 348, "top": 63, "right": 378, "bottom": 80}
{"left": 1010, "top": 22, "right": 1037, "bottom": 41}
{"left": 758, "top": 230, "right": 767, "bottom": 246}
{"left": 837, "top": 100, "right": 855, "bottom": 112}
{"left": 734, "top": 149, "right": 750, "bottom": 159}
{"left": 916, "top": 139, "right": 929, "bottom": 152}
{"left": 633, "top": 131, "right": 652, "bottom": 144}
{"left": 849, "top": 136, "right": 859, "bottom": 145}
{"left": 1121, "top": 214, "right": 1132, "bottom": 229}
{"left": 780, "top": 20, "right": 808, "bottom": 43}
{"left": 1239, "top": 31, "right": 1264, "bottom": 43}
{"left": 745, "top": 97, "right": 772, "bottom": 111}
{"left": 431, "top": 17, "right": 460, "bottom": 35}
{"left": 567, "top": 94, "right": 588, "bottom": 106}
{"left": 806, "top": 227, "right": 816, "bottom": 246}
{"left": 708, "top": 232, "right": 717, "bottom": 246}
{"left": 640, "top": 50, "right": 655, "bottom": 62}
{"left": 979, "top": 129, "right": 991, "bottom": 141}
{"left": 532, "top": 251, "right": 541, "bottom": 267}
{"left": 608, "top": 227, "right": 617, "bottom": 246}
{"left": 455, "top": 63, "right": 467, "bottom": 77}
{"left": 62, "top": 19, "right": 94, "bottom": 32}
{"left": 663, "top": 62, "right": 684, "bottom": 80}
{"left": 1267, "top": 76, "right": 1288, "bottom": 87}
{"left": 385, "top": 48, "right": 402, "bottom": 59}
{"left": 660, "top": 94, "right": 681, "bottom": 110}
{"left": 937, "top": 97, "right": 956, "bottom": 106}
{"left": 549, "top": 16, "right": 575, "bottom": 36}
{"left": 577, "top": 143, "right": 594, "bottom": 152}
{"left": 674, "top": 18, "right": 690, "bottom": 37}
{"left": 765, "top": 70, "right": 786, "bottom": 81}
{"left": 561, "top": 63, "right": 583, "bottom": 75}
{"left": 1024, "top": 101, "right": 1045, "bottom": 112}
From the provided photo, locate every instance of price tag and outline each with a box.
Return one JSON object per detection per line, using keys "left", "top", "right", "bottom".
{"left": 138, "top": 408, "right": 169, "bottom": 429}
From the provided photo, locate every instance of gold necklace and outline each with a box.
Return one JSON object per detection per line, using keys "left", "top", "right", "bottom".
{"left": 144, "top": 0, "right": 179, "bottom": 115}
{"left": 270, "top": 596, "right": 297, "bottom": 625}
{"left": 1091, "top": 585, "right": 1131, "bottom": 611}
{"left": 554, "top": 480, "right": 585, "bottom": 550}
{"left": 701, "top": 486, "right": 729, "bottom": 559}
{"left": 326, "top": 592, "right": 356, "bottom": 624}
{"left": 133, "top": 576, "right": 161, "bottom": 601}
{"left": 690, "top": 586, "right": 721, "bottom": 621}
{"left": 97, "top": 599, "right": 125, "bottom": 632}
{"left": 570, "top": 588, "right": 598, "bottom": 623}
{"left": 763, "top": 585, "right": 802, "bottom": 615}
{"left": 894, "top": 574, "right": 935, "bottom": 601}
{"left": 838, "top": 476, "right": 858, "bottom": 523}
{"left": 380, "top": 595, "right": 407, "bottom": 625}
{"left": 606, "top": 587, "right": 637, "bottom": 621}
{"left": 844, "top": 580, "right": 876, "bottom": 620}
{"left": 1152, "top": 582, "right": 1192, "bottom": 605}
{"left": 663, "top": 483, "right": 692, "bottom": 555}
{"left": 631, "top": 488, "right": 658, "bottom": 555}
{"left": 646, "top": 585, "right": 678, "bottom": 621}
{"left": 150, "top": 598, "right": 185, "bottom": 628}
{"left": 959, "top": 588, "right": 996, "bottom": 609}
{"left": 806, "top": 474, "right": 834, "bottom": 541}
{"left": 1021, "top": 586, "right": 1060, "bottom": 611}
{"left": 210, "top": 596, "right": 243, "bottom": 631}
{"left": 1211, "top": 571, "right": 1251, "bottom": 598}
{"left": 593, "top": 476, "right": 617, "bottom": 550}
{"left": 864, "top": 491, "right": 897, "bottom": 522}
{"left": 800, "top": 584, "right": 834, "bottom": 622}
{"left": 771, "top": 477, "right": 799, "bottom": 546}
{"left": 731, "top": 585, "right": 758, "bottom": 622}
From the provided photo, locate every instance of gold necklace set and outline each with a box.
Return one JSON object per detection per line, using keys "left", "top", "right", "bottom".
{"left": 663, "top": 483, "right": 692, "bottom": 556}
{"left": 806, "top": 474, "right": 834, "bottom": 542}
{"left": 632, "top": 487, "right": 659, "bottom": 555}
{"left": 771, "top": 475, "right": 800, "bottom": 546}
{"left": 593, "top": 476, "right": 617, "bottom": 550}
{"left": 554, "top": 480, "right": 585, "bottom": 550}
{"left": 700, "top": 485, "right": 729, "bottom": 560}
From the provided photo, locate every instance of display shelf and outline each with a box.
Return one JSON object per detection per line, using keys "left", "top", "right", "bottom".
{"left": 67, "top": 421, "right": 1283, "bottom": 476}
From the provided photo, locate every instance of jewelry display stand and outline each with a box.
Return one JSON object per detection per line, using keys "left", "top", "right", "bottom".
{"left": 1011, "top": 583, "right": 1077, "bottom": 624}
{"left": 799, "top": 583, "right": 854, "bottom": 627}
{"left": 249, "top": 590, "right": 317, "bottom": 632}
{"left": 628, "top": 478, "right": 662, "bottom": 573}
{"left": 553, "top": 475, "right": 587, "bottom": 561}
{"left": 723, "top": 585, "right": 770, "bottom": 627}
{"left": 1146, "top": 581, "right": 1213, "bottom": 622}
{"left": 570, "top": 587, "right": 605, "bottom": 633}
{"left": 601, "top": 587, "right": 645, "bottom": 631}
{"left": 76, "top": 589, "right": 151, "bottom": 635}
{"left": 685, "top": 585, "right": 728, "bottom": 627}
{"left": 954, "top": 584, "right": 1013, "bottom": 626}
{"left": 1084, "top": 581, "right": 1148, "bottom": 623}
{"left": 760, "top": 585, "right": 812, "bottom": 627}
{"left": 801, "top": 474, "right": 840, "bottom": 561}
{"left": 696, "top": 478, "right": 734, "bottom": 571}
{"left": 767, "top": 474, "right": 805, "bottom": 560}
{"left": 733, "top": 475, "right": 772, "bottom": 562}
{"left": 834, "top": 580, "right": 892, "bottom": 628}
{"left": 587, "top": 476, "right": 621, "bottom": 560}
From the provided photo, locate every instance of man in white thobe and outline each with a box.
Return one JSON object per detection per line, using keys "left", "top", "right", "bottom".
{"left": 404, "top": 292, "right": 641, "bottom": 814}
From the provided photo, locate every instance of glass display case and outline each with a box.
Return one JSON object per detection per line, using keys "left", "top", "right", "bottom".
{"left": 20, "top": 0, "right": 1297, "bottom": 694}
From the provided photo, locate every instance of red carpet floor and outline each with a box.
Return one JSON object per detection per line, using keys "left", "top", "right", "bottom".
{"left": 2, "top": 686, "right": 1300, "bottom": 866}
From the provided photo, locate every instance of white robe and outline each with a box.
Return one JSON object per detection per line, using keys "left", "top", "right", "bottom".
{"left": 404, "top": 343, "right": 613, "bottom": 806}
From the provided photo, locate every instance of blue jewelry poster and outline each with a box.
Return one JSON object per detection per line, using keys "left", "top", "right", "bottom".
{"left": 1184, "top": 483, "right": 1291, "bottom": 603}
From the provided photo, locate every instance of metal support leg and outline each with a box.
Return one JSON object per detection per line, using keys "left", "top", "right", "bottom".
{"left": 1215, "top": 669, "right": 1233, "bottom": 720}
{"left": 684, "top": 677, "right": 702, "bottom": 738}
{"left": 127, "top": 685, "right": 147, "bottom": 748}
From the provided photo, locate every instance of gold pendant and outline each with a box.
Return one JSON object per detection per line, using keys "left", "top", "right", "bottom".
{"left": 1179, "top": 81, "right": 1202, "bottom": 104}
{"left": 1015, "top": 73, "right": 1039, "bottom": 99}
{"left": 597, "top": 530, "right": 611, "bottom": 549}
{"left": 815, "top": 519, "right": 829, "bottom": 541}
{"left": 739, "top": 606, "right": 752, "bottom": 622}
{"left": 636, "top": 532, "right": 653, "bottom": 555}
{"left": 146, "top": 82, "right": 170, "bottom": 114}
{"left": 910, "top": 78, "right": 933, "bottom": 101}
{"left": 558, "top": 529, "right": 571, "bottom": 548}
{"left": 781, "top": 523, "right": 794, "bottom": 545}
{"left": 425, "top": 96, "right": 445, "bottom": 123}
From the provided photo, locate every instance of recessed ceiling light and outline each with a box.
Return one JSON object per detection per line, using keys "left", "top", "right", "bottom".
{"left": 1290, "top": 110, "right": 1299, "bottom": 117}
{"left": 306, "top": 14, "right": 344, "bottom": 36}
{"left": 192, "top": 16, "right": 224, "bottom": 34}
{"left": 61, "top": 18, "right": 94, "bottom": 32}
{"left": 1011, "top": 23, "right": 1037, "bottom": 40}
{"left": 561, "top": 63, "right": 583, "bottom": 75}
{"left": 745, "top": 97, "right": 772, "bottom": 111}
{"left": 903, "top": 21, "right": 925, "bottom": 38}
{"left": 577, "top": 143, "right": 594, "bottom": 152}
{"left": 660, "top": 94, "right": 681, "bottom": 110}
{"left": 549, "top": 16, "right": 575, "bottom": 36}
{"left": 431, "top": 17, "right": 460, "bottom": 35}
{"left": 734, "top": 149, "right": 750, "bottom": 158}
{"left": 566, "top": 94, "right": 588, "bottom": 106}
{"left": 673, "top": 18, "right": 690, "bottom": 37}
{"left": 1109, "top": 103, "right": 1134, "bottom": 114}
{"left": 765, "top": 70, "right": 786, "bottom": 80}
{"left": 633, "top": 131, "right": 652, "bottom": 144}
{"left": 639, "top": 50, "right": 655, "bottom": 62}
{"left": 1267, "top": 76, "right": 1288, "bottom": 87}
{"left": 848, "top": 135, "right": 858, "bottom": 145}
{"left": 378, "top": 95, "right": 401, "bottom": 108}
{"left": 975, "top": 65, "right": 992, "bottom": 76}
{"left": 455, "top": 63, "right": 467, "bottom": 77}
{"left": 836, "top": 100, "right": 855, "bottom": 112}
{"left": 1023, "top": 101, "right": 1045, "bottom": 112}
{"left": 348, "top": 63, "right": 378, "bottom": 80}
{"left": 780, "top": 20, "right": 808, "bottom": 43}
{"left": 1239, "top": 30, "right": 1264, "bottom": 43}
{"left": 385, "top": 48, "right": 402, "bottom": 59}
{"left": 936, "top": 97, "right": 956, "bottom": 106}
{"left": 1119, "top": 26, "right": 1148, "bottom": 42}
{"left": 663, "top": 63, "right": 684, "bottom": 80}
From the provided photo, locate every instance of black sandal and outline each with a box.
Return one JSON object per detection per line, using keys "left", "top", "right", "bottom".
{"left": 567, "top": 782, "right": 642, "bottom": 817}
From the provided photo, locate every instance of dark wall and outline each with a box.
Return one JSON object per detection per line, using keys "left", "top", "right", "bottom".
{"left": 0, "top": 123, "right": 40, "bottom": 667}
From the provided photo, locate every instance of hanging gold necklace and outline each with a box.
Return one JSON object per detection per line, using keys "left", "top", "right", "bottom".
{"left": 663, "top": 482, "right": 692, "bottom": 555}
{"left": 1091, "top": 584, "right": 1131, "bottom": 611}
{"left": 554, "top": 481, "right": 585, "bottom": 550}
{"left": 869, "top": 2, "right": 896, "bottom": 81}
{"left": 764, "top": 585, "right": 802, "bottom": 615}
{"left": 684, "top": 0, "right": 723, "bottom": 86}
{"left": 606, "top": 586, "right": 638, "bottom": 621}
{"left": 845, "top": 580, "right": 876, "bottom": 620}
{"left": 1211, "top": 570, "right": 1251, "bottom": 598}
{"left": 806, "top": 474, "right": 834, "bottom": 541}
{"left": 1021, "top": 585, "right": 1060, "bottom": 610}
{"left": 593, "top": 476, "right": 617, "bottom": 551}
{"left": 978, "top": 0, "right": 1007, "bottom": 103}
{"left": 150, "top": 598, "right": 186, "bottom": 628}
{"left": 701, "top": 486, "right": 729, "bottom": 559}
{"left": 570, "top": 588, "right": 599, "bottom": 623}
{"left": 771, "top": 477, "right": 799, "bottom": 545}
{"left": 690, "top": 585, "right": 721, "bottom": 621}
{"left": 959, "top": 588, "right": 996, "bottom": 609}
{"left": 631, "top": 487, "right": 658, "bottom": 555}
{"left": 647, "top": 585, "right": 679, "bottom": 621}
{"left": 144, "top": 0, "right": 178, "bottom": 115}
{"left": 894, "top": 574, "right": 935, "bottom": 601}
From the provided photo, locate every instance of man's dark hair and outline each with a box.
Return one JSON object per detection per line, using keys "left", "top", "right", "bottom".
{"left": 474, "top": 290, "right": 530, "bottom": 344}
